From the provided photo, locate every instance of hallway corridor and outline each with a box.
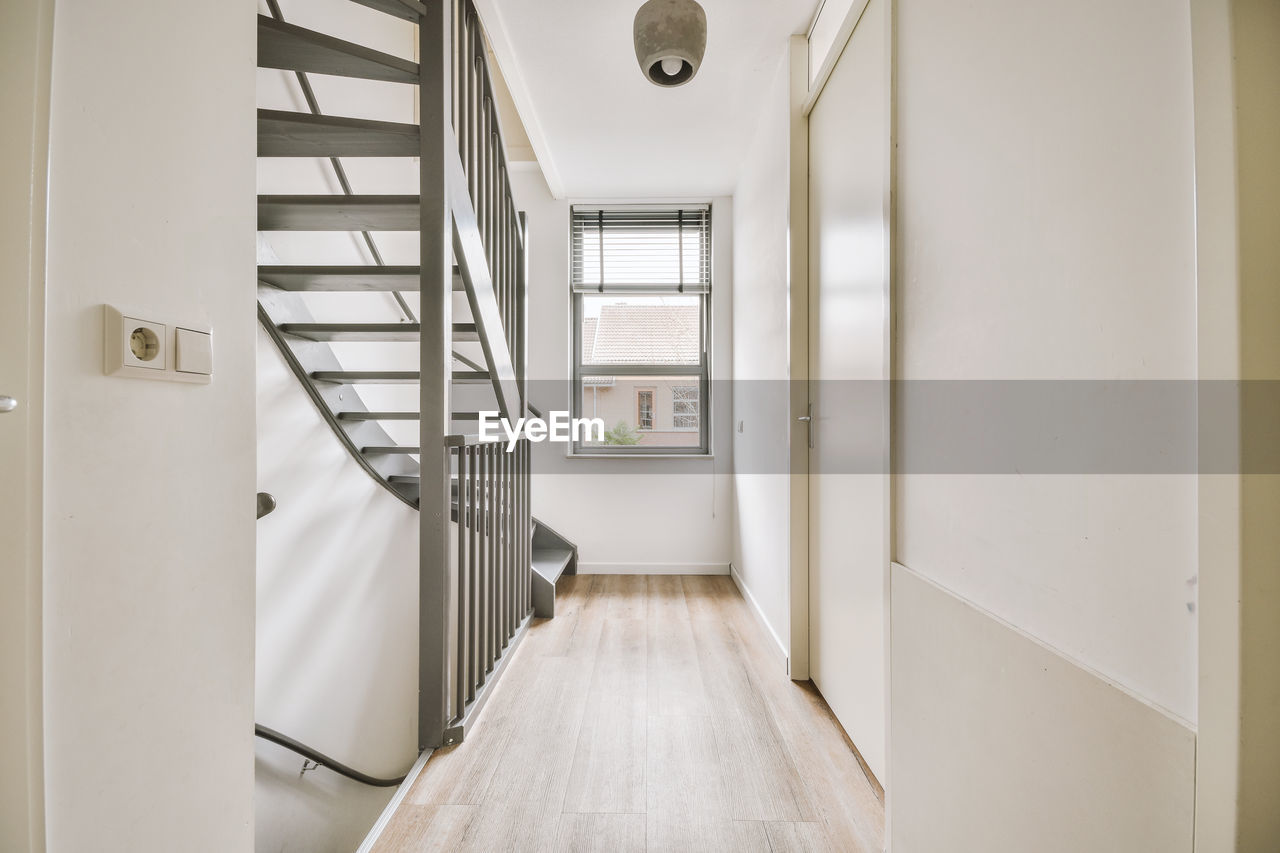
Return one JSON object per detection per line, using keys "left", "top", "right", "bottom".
{"left": 373, "top": 575, "right": 885, "bottom": 852}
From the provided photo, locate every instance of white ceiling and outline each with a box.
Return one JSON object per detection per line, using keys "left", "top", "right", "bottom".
{"left": 480, "top": 0, "right": 819, "bottom": 199}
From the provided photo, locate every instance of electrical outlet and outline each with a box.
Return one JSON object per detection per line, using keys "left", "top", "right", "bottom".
{"left": 104, "top": 305, "right": 211, "bottom": 384}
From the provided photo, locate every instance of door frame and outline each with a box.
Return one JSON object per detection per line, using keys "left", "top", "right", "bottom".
{"left": 786, "top": 33, "right": 811, "bottom": 681}
{"left": 0, "top": 0, "right": 52, "bottom": 849}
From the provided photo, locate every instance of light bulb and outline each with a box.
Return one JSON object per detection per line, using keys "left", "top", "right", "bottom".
{"left": 660, "top": 57, "right": 684, "bottom": 77}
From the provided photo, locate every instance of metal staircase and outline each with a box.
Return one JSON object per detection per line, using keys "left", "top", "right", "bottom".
{"left": 255, "top": 0, "right": 575, "bottom": 751}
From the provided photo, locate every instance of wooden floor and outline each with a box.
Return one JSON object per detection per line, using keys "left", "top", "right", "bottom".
{"left": 374, "top": 575, "right": 885, "bottom": 852}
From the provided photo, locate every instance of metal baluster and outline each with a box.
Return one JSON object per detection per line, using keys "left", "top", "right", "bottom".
{"left": 488, "top": 443, "right": 498, "bottom": 668}
{"left": 470, "top": 16, "right": 481, "bottom": 207}
{"left": 471, "top": 445, "right": 481, "bottom": 696}
{"left": 455, "top": 445, "right": 467, "bottom": 720}
{"left": 507, "top": 197, "right": 515, "bottom": 357}
{"left": 477, "top": 443, "right": 489, "bottom": 682}
{"left": 525, "top": 439, "right": 531, "bottom": 614}
{"left": 497, "top": 442, "right": 506, "bottom": 651}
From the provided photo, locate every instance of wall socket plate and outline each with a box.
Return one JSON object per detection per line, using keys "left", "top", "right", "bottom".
{"left": 104, "top": 305, "right": 212, "bottom": 384}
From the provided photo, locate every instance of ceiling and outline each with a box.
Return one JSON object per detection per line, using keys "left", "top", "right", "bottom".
{"left": 479, "top": 0, "right": 819, "bottom": 199}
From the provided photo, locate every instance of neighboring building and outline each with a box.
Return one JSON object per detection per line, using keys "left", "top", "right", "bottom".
{"left": 579, "top": 304, "right": 701, "bottom": 447}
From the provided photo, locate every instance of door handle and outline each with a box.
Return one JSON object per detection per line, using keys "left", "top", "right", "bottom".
{"left": 797, "top": 404, "right": 813, "bottom": 449}
{"left": 0, "top": 396, "right": 17, "bottom": 413}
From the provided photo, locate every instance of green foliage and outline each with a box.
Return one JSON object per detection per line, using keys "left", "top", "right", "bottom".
{"left": 604, "top": 420, "right": 642, "bottom": 445}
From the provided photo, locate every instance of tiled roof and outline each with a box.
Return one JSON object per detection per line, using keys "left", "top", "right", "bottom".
{"left": 581, "top": 317, "right": 598, "bottom": 363}
{"left": 585, "top": 304, "right": 699, "bottom": 365}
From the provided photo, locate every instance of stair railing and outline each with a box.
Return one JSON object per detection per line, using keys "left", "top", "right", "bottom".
{"left": 442, "top": 434, "right": 531, "bottom": 743}
{"left": 255, "top": 0, "right": 533, "bottom": 756}
{"left": 420, "top": 0, "right": 533, "bottom": 750}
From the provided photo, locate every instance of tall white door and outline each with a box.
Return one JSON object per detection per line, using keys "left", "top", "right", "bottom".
{"left": 806, "top": 0, "right": 891, "bottom": 785}
{"left": 0, "top": 0, "right": 50, "bottom": 848}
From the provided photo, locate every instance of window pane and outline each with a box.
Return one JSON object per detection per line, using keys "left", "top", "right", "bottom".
{"left": 577, "top": 375, "right": 704, "bottom": 449}
{"left": 579, "top": 295, "right": 701, "bottom": 367}
{"left": 671, "top": 384, "right": 699, "bottom": 430}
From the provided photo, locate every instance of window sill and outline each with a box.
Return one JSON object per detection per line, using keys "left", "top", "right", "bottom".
{"left": 566, "top": 452, "right": 716, "bottom": 461}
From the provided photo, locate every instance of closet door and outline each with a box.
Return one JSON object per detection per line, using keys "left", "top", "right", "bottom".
{"left": 806, "top": 0, "right": 891, "bottom": 785}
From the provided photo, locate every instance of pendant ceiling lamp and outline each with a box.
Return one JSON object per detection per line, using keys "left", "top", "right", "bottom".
{"left": 633, "top": 0, "right": 707, "bottom": 87}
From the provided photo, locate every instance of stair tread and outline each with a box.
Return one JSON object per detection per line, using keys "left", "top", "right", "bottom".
{"left": 259, "top": 109, "right": 420, "bottom": 158}
{"left": 339, "top": 411, "right": 489, "bottom": 422}
{"left": 312, "top": 370, "right": 489, "bottom": 383}
{"left": 531, "top": 548, "right": 574, "bottom": 584}
{"left": 281, "top": 322, "right": 419, "bottom": 341}
{"left": 258, "top": 264, "right": 463, "bottom": 292}
{"left": 258, "top": 195, "right": 420, "bottom": 231}
{"left": 279, "top": 322, "right": 476, "bottom": 342}
{"left": 349, "top": 0, "right": 426, "bottom": 22}
{"left": 312, "top": 370, "right": 419, "bottom": 383}
{"left": 258, "top": 15, "right": 419, "bottom": 84}
{"left": 339, "top": 411, "right": 418, "bottom": 420}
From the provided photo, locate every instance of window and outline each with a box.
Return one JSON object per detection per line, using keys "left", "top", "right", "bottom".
{"left": 571, "top": 205, "right": 711, "bottom": 454}
{"left": 671, "top": 385, "right": 698, "bottom": 430}
{"left": 637, "top": 390, "right": 654, "bottom": 430}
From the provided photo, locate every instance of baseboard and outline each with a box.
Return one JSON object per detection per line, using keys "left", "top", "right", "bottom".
{"left": 576, "top": 561, "right": 730, "bottom": 575}
{"left": 729, "top": 562, "right": 789, "bottom": 675}
{"left": 354, "top": 748, "right": 432, "bottom": 853}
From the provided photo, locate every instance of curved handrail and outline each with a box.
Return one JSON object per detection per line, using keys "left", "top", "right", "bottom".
{"left": 254, "top": 723, "right": 412, "bottom": 788}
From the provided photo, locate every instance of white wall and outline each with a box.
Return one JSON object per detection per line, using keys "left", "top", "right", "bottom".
{"left": 729, "top": 53, "right": 792, "bottom": 654}
{"left": 895, "top": 0, "right": 1199, "bottom": 718}
{"left": 891, "top": 0, "right": 1199, "bottom": 846}
{"left": 41, "top": 0, "right": 257, "bottom": 849}
{"left": 511, "top": 168, "right": 734, "bottom": 574}
{"left": 254, "top": 327, "right": 419, "bottom": 853}
{"left": 891, "top": 564, "right": 1196, "bottom": 852}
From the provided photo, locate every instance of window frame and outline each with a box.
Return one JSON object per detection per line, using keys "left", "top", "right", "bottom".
{"left": 569, "top": 203, "right": 712, "bottom": 457}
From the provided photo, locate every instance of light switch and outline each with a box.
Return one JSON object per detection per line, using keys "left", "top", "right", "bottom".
{"left": 176, "top": 327, "right": 213, "bottom": 376}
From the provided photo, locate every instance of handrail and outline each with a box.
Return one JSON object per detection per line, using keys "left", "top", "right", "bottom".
{"left": 254, "top": 723, "right": 411, "bottom": 788}
{"left": 256, "top": 492, "right": 277, "bottom": 520}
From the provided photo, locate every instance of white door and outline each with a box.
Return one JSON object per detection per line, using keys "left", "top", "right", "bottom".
{"left": 806, "top": 0, "right": 891, "bottom": 785}
{"left": 0, "top": 0, "right": 50, "bottom": 848}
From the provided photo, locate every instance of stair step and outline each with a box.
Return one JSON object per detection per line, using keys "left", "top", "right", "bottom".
{"left": 313, "top": 370, "right": 419, "bottom": 384}
{"left": 532, "top": 548, "right": 574, "bottom": 584}
{"left": 258, "top": 15, "right": 419, "bottom": 84}
{"left": 339, "top": 411, "right": 418, "bottom": 421}
{"left": 531, "top": 547, "right": 575, "bottom": 619}
{"left": 349, "top": 0, "right": 426, "bottom": 22}
{"left": 338, "top": 411, "right": 490, "bottom": 423}
{"left": 258, "top": 195, "right": 420, "bottom": 231}
{"left": 362, "top": 445, "right": 419, "bottom": 454}
{"left": 387, "top": 474, "right": 420, "bottom": 502}
{"left": 259, "top": 110, "right": 420, "bottom": 158}
{"left": 258, "top": 264, "right": 462, "bottom": 292}
{"left": 282, "top": 322, "right": 418, "bottom": 341}
{"left": 311, "top": 370, "right": 489, "bottom": 384}
{"left": 278, "top": 322, "right": 477, "bottom": 342}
